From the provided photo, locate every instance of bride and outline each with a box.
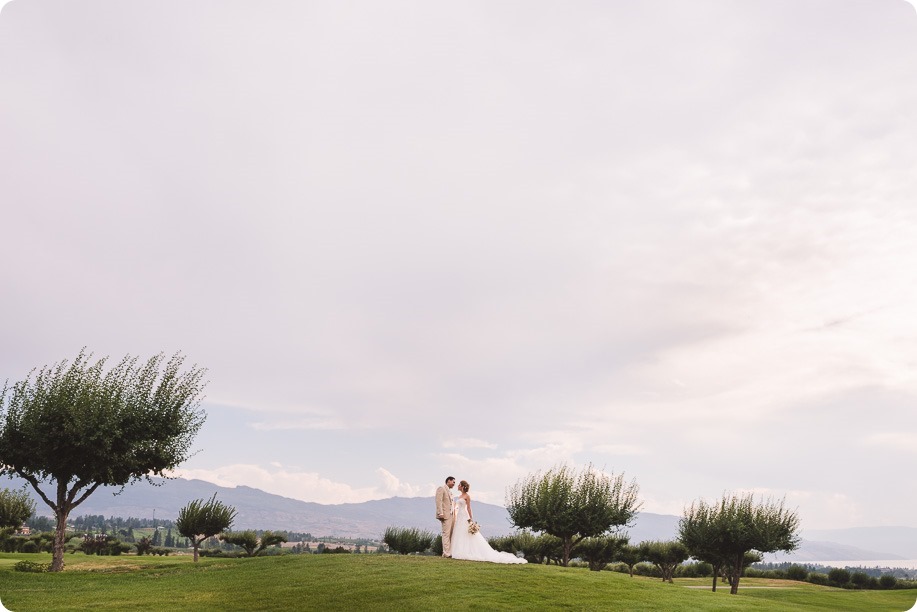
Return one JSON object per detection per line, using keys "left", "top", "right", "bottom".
{"left": 450, "top": 480, "right": 527, "bottom": 564}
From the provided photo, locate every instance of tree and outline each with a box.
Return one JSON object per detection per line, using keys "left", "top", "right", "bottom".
{"left": 0, "top": 350, "right": 207, "bottom": 571}
{"left": 679, "top": 493, "right": 800, "bottom": 594}
{"left": 573, "top": 535, "right": 629, "bottom": 572}
{"left": 176, "top": 494, "right": 236, "bottom": 562}
{"left": 828, "top": 567, "right": 851, "bottom": 587}
{"left": 135, "top": 536, "right": 153, "bottom": 556}
{"left": 639, "top": 540, "right": 690, "bottom": 583}
{"left": 220, "top": 530, "right": 287, "bottom": 557}
{"left": 615, "top": 543, "right": 642, "bottom": 577}
{"left": 0, "top": 487, "right": 35, "bottom": 533}
{"left": 505, "top": 463, "right": 640, "bottom": 566}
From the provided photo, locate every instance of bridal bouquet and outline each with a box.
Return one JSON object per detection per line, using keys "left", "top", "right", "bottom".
{"left": 467, "top": 521, "right": 480, "bottom": 535}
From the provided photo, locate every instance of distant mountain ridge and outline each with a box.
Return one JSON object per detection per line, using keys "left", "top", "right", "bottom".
{"left": 1, "top": 475, "right": 910, "bottom": 560}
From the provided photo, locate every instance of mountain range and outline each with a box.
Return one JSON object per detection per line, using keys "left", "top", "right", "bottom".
{"left": 2, "top": 475, "right": 912, "bottom": 561}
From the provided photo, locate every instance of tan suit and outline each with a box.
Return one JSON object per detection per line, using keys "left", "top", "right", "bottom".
{"left": 435, "top": 484, "right": 455, "bottom": 556}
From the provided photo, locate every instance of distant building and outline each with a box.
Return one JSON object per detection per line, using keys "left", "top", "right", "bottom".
{"left": 17, "top": 524, "right": 31, "bottom": 536}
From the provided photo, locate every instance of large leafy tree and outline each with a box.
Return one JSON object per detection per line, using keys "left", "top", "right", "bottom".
{"left": 0, "top": 487, "right": 35, "bottom": 532}
{"left": 176, "top": 494, "right": 237, "bottom": 562}
{"left": 0, "top": 350, "right": 207, "bottom": 571}
{"left": 505, "top": 463, "right": 641, "bottom": 566}
{"left": 679, "top": 493, "right": 800, "bottom": 594}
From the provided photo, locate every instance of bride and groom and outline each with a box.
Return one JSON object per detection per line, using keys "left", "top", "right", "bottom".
{"left": 435, "top": 476, "right": 526, "bottom": 564}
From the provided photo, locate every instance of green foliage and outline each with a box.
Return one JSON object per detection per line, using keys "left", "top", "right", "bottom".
{"left": 850, "top": 571, "right": 871, "bottom": 589}
{"left": 786, "top": 564, "right": 809, "bottom": 581}
{"left": 676, "top": 561, "right": 713, "bottom": 578}
{"left": 0, "top": 487, "right": 36, "bottom": 530}
{"left": 807, "top": 572, "right": 829, "bottom": 586}
{"left": 638, "top": 540, "right": 690, "bottom": 583}
{"left": 879, "top": 574, "right": 898, "bottom": 589}
{"left": 573, "top": 535, "right": 628, "bottom": 571}
{"left": 0, "top": 350, "right": 207, "bottom": 572}
{"left": 13, "top": 559, "right": 49, "bottom": 572}
{"left": 614, "top": 543, "right": 642, "bottom": 577}
{"left": 679, "top": 492, "right": 800, "bottom": 594}
{"left": 134, "top": 536, "right": 153, "bottom": 555}
{"left": 219, "top": 530, "right": 286, "bottom": 557}
{"left": 488, "top": 530, "right": 562, "bottom": 564}
{"left": 21, "top": 540, "right": 39, "bottom": 553}
{"left": 506, "top": 463, "right": 641, "bottom": 566}
{"left": 382, "top": 526, "right": 434, "bottom": 555}
{"left": 176, "top": 494, "right": 237, "bottom": 562}
{"left": 828, "top": 567, "right": 851, "bottom": 586}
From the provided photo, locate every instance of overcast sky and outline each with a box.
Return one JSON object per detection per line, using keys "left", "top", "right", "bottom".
{"left": 2, "top": 1, "right": 916, "bottom": 531}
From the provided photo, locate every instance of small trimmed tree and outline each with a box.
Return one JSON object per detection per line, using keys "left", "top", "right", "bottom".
{"left": 639, "top": 540, "right": 690, "bottom": 583}
{"left": 574, "top": 534, "right": 629, "bottom": 572}
{"left": 0, "top": 350, "right": 207, "bottom": 571}
{"left": 615, "top": 543, "right": 642, "bottom": 577}
{"left": 176, "top": 494, "right": 236, "bottom": 562}
{"left": 220, "top": 530, "right": 287, "bottom": 557}
{"left": 0, "top": 488, "right": 35, "bottom": 533}
{"left": 506, "top": 464, "right": 641, "bottom": 566}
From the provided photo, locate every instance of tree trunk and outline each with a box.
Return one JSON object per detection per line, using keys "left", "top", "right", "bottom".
{"left": 192, "top": 541, "right": 200, "bottom": 562}
{"left": 51, "top": 506, "right": 70, "bottom": 572}
{"left": 561, "top": 537, "right": 572, "bottom": 567}
{"left": 730, "top": 558, "right": 742, "bottom": 594}
{"left": 711, "top": 563, "right": 720, "bottom": 592}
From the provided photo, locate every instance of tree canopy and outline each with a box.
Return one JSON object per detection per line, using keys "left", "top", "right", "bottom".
{"left": 0, "top": 350, "right": 207, "bottom": 571}
{"left": 0, "top": 487, "right": 35, "bottom": 532}
{"left": 505, "top": 463, "right": 641, "bottom": 566}
{"left": 679, "top": 493, "right": 800, "bottom": 594}
{"left": 176, "top": 494, "right": 237, "bottom": 562}
{"left": 220, "top": 530, "right": 287, "bottom": 557}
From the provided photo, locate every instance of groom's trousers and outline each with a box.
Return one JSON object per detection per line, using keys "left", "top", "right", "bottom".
{"left": 441, "top": 513, "right": 455, "bottom": 556}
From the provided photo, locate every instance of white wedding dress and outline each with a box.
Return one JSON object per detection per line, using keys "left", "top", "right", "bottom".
{"left": 450, "top": 497, "right": 527, "bottom": 564}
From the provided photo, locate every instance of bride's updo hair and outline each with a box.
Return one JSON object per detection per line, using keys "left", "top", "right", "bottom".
{"left": 459, "top": 480, "right": 470, "bottom": 493}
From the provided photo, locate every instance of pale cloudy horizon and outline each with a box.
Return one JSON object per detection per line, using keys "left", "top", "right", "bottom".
{"left": 2, "top": 1, "right": 917, "bottom": 530}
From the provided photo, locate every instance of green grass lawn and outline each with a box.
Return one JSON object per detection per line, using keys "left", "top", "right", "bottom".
{"left": 1, "top": 553, "right": 915, "bottom": 611}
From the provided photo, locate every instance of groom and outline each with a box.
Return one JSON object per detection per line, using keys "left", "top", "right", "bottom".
{"left": 435, "top": 476, "right": 456, "bottom": 558}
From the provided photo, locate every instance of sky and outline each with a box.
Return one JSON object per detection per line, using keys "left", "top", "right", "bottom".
{"left": 1, "top": 1, "right": 916, "bottom": 531}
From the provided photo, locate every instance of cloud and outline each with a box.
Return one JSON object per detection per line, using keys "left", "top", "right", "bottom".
{"left": 168, "top": 464, "right": 423, "bottom": 505}
{"left": 441, "top": 438, "right": 498, "bottom": 450}
{"left": 861, "top": 432, "right": 917, "bottom": 454}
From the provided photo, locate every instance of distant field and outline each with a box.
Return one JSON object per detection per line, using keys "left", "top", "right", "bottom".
{"left": 1, "top": 553, "right": 915, "bottom": 611}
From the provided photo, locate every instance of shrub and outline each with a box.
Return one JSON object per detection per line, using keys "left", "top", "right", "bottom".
{"left": 785, "top": 564, "right": 808, "bottom": 581}
{"left": 828, "top": 568, "right": 851, "bottom": 587}
{"left": 677, "top": 561, "right": 713, "bottom": 578}
{"left": 879, "top": 575, "right": 898, "bottom": 589}
{"left": 633, "top": 562, "right": 661, "bottom": 578}
{"left": 21, "top": 541, "right": 39, "bottom": 553}
{"left": 432, "top": 535, "right": 443, "bottom": 556}
{"left": 382, "top": 526, "right": 434, "bottom": 555}
{"left": 321, "top": 546, "right": 350, "bottom": 554}
{"left": 850, "top": 571, "right": 871, "bottom": 589}
{"left": 14, "top": 560, "right": 49, "bottom": 573}
{"left": 807, "top": 572, "right": 829, "bottom": 586}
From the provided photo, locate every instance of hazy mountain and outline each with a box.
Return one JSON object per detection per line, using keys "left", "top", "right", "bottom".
{"left": 1, "top": 476, "right": 910, "bottom": 560}
{"left": 800, "top": 527, "right": 917, "bottom": 560}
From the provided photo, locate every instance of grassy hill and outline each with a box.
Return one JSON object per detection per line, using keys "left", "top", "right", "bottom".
{"left": 1, "top": 553, "right": 914, "bottom": 611}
